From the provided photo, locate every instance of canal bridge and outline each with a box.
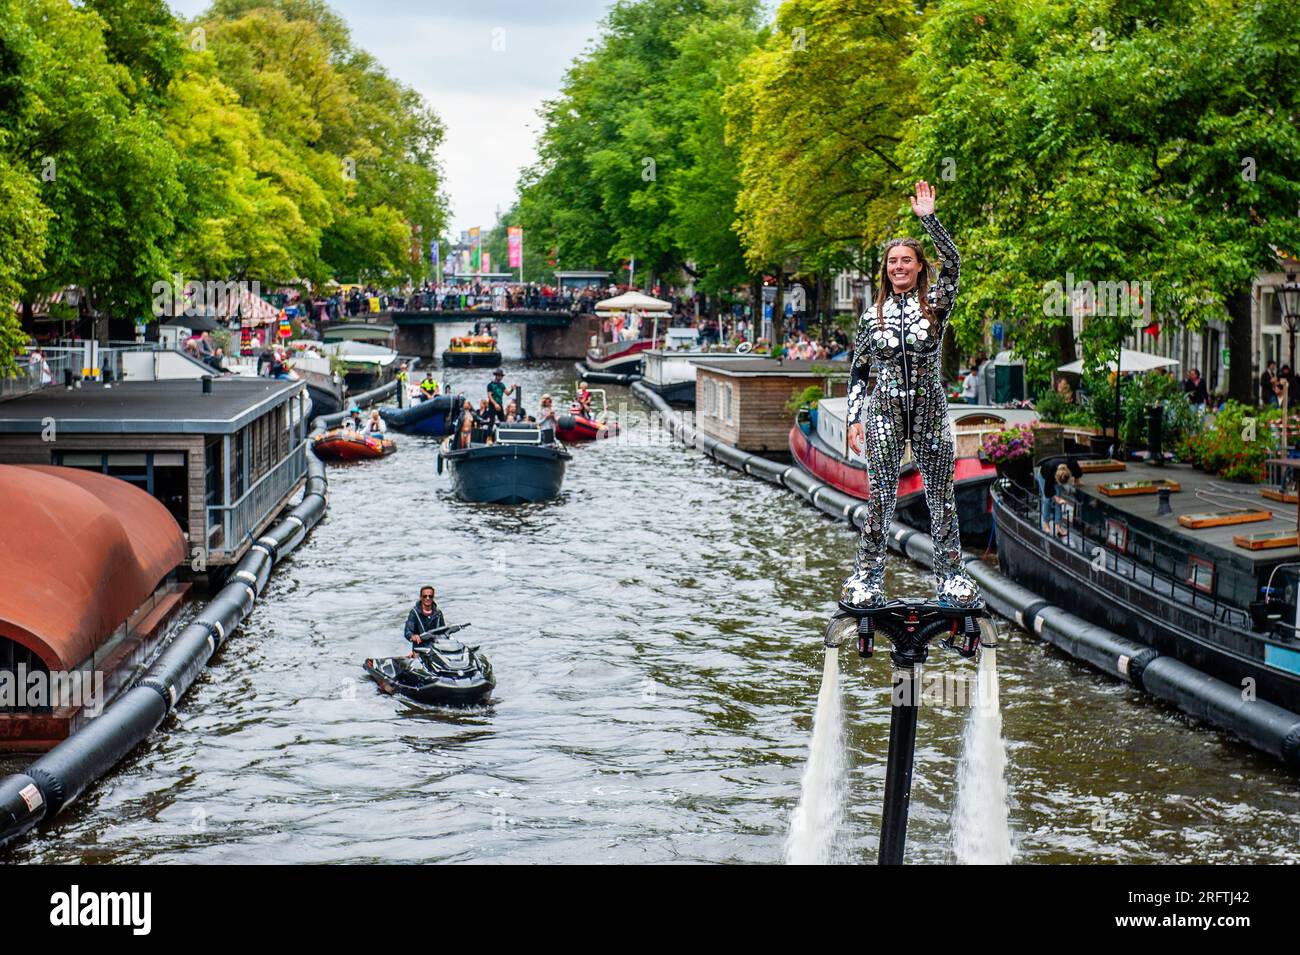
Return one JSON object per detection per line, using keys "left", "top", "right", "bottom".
{"left": 326, "top": 310, "right": 594, "bottom": 361}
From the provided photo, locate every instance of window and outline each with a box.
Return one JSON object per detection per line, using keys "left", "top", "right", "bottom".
{"left": 1105, "top": 519, "right": 1128, "bottom": 552}
{"left": 724, "top": 383, "right": 733, "bottom": 424}
{"left": 703, "top": 379, "right": 715, "bottom": 418}
{"left": 1187, "top": 555, "right": 1215, "bottom": 593}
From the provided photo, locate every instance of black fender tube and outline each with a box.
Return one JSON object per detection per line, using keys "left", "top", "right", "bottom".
{"left": 195, "top": 579, "right": 255, "bottom": 639}
{"left": 711, "top": 442, "right": 749, "bottom": 470}
{"left": 781, "top": 467, "right": 819, "bottom": 501}
{"left": 25, "top": 686, "right": 168, "bottom": 819}
{"left": 812, "top": 485, "right": 859, "bottom": 522}
{"left": 0, "top": 774, "right": 47, "bottom": 850}
{"left": 137, "top": 623, "right": 220, "bottom": 710}
{"left": 232, "top": 547, "right": 272, "bottom": 596}
{"left": 1033, "top": 605, "right": 1152, "bottom": 684}
{"left": 558, "top": 414, "right": 576, "bottom": 430}
{"left": 1141, "top": 657, "right": 1300, "bottom": 768}
{"left": 744, "top": 456, "right": 787, "bottom": 485}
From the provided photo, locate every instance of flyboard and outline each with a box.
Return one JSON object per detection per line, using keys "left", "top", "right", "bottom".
{"left": 821, "top": 596, "right": 1000, "bottom": 865}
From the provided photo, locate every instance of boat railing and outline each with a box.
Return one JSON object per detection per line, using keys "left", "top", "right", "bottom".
{"left": 997, "top": 478, "right": 1251, "bottom": 630}
{"left": 206, "top": 439, "right": 308, "bottom": 555}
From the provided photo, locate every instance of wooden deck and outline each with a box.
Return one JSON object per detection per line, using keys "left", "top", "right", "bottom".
{"left": 1073, "top": 461, "right": 1300, "bottom": 564}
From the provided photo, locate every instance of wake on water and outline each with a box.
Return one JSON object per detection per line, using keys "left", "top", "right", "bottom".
{"left": 952, "top": 640, "right": 1013, "bottom": 864}
{"left": 786, "top": 647, "right": 846, "bottom": 865}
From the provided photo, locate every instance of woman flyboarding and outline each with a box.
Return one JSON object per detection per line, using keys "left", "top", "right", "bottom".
{"left": 840, "top": 181, "right": 981, "bottom": 610}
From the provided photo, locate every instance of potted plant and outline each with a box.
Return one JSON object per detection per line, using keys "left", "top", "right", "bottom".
{"left": 981, "top": 424, "right": 1036, "bottom": 489}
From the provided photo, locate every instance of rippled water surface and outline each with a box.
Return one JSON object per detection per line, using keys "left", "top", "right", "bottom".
{"left": 6, "top": 361, "right": 1299, "bottom": 863}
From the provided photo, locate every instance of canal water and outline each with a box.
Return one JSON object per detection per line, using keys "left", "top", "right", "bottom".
{"left": 6, "top": 360, "right": 1299, "bottom": 863}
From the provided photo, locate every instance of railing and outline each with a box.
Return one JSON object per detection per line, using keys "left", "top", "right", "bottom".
{"left": 206, "top": 440, "right": 308, "bottom": 556}
{"left": 997, "top": 478, "right": 1251, "bottom": 629}
{"left": 2, "top": 345, "right": 171, "bottom": 398}
{"left": 1, "top": 351, "right": 77, "bottom": 399}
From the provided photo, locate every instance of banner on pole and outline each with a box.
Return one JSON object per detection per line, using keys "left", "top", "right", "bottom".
{"left": 469, "top": 227, "right": 481, "bottom": 271}
{"left": 430, "top": 239, "right": 439, "bottom": 268}
{"left": 482, "top": 251, "right": 491, "bottom": 274}
{"left": 508, "top": 227, "right": 523, "bottom": 268}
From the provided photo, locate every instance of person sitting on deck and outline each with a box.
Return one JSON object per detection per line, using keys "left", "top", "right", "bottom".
{"left": 1036, "top": 454, "right": 1084, "bottom": 534}
{"left": 405, "top": 586, "right": 446, "bottom": 647}
{"left": 419, "top": 372, "right": 440, "bottom": 400}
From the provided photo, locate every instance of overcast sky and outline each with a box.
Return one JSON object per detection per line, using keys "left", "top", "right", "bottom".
{"left": 168, "top": 1, "right": 615, "bottom": 237}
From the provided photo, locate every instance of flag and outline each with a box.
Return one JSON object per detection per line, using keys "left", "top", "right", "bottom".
{"left": 508, "top": 226, "right": 523, "bottom": 268}
{"left": 482, "top": 251, "right": 491, "bottom": 274}
{"left": 469, "top": 227, "right": 481, "bottom": 271}
{"left": 430, "top": 239, "right": 439, "bottom": 268}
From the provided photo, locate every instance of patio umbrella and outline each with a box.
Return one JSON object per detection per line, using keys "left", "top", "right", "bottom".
{"left": 1055, "top": 349, "right": 1179, "bottom": 374}
{"left": 1057, "top": 349, "right": 1180, "bottom": 451}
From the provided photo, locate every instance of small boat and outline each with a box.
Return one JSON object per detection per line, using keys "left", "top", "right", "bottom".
{"left": 438, "top": 425, "right": 571, "bottom": 504}
{"left": 380, "top": 393, "right": 464, "bottom": 436}
{"left": 442, "top": 335, "right": 502, "bottom": 367}
{"left": 363, "top": 624, "right": 494, "bottom": 706}
{"left": 312, "top": 427, "right": 396, "bottom": 461}
{"left": 554, "top": 388, "right": 619, "bottom": 442}
{"left": 583, "top": 337, "right": 657, "bottom": 377}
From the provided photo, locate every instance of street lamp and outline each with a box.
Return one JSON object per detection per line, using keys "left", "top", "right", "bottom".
{"left": 1280, "top": 272, "right": 1300, "bottom": 374}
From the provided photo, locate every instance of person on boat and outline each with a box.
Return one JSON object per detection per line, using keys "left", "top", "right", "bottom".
{"left": 405, "top": 586, "right": 446, "bottom": 646}
{"left": 454, "top": 410, "right": 475, "bottom": 449}
{"left": 537, "top": 394, "right": 558, "bottom": 434}
{"left": 365, "top": 409, "right": 386, "bottom": 436}
{"left": 1050, "top": 464, "right": 1077, "bottom": 539}
{"left": 396, "top": 362, "right": 410, "bottom": 399}
{"left": 419, "top": 372, "right": 440, "bottom": 400}
{"left": 1036, "top": 454, "right": 1085, "bottom": 534}
{"left": 841, "top": 181, "right": 981, "bottom": 610}
{"left": 343, "top": 406, "right": 364, "bottom": 430}
{"left": 487, "top": 368, "right": 515, "bottom": 422}
{"left": 575, "top": 385, "right": 594, "bottom": 420}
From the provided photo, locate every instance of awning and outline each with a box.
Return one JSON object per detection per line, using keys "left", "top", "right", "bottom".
{"left": 0, "top": 465, "right": 185, "bottom": 669}
{"left": 595, "top": 291, "right": 673, "bottom": 312}
{"left": 1057, "top": 349, "right": 1180, "bottom": 374}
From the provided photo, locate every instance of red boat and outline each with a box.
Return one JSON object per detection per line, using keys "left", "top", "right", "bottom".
{"left": 312, "top": 428, "right": 396, "bottom": 462}
{"left": 583, "top": 337, "right": 657, "bottom": 376}
{"left": 556, "top": 410, "right": 619, "bottom": 442}
{"left": 788, "top": 398, "right": 1038, "bottom": 543}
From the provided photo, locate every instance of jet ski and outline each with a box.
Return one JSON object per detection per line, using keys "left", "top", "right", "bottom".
{"left": 362, "top": 623, "right": 494, "bottom": 706}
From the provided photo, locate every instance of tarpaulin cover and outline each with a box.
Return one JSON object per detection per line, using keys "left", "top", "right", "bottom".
{"left": 0, "top": 465, "right": 184, "bottom": 669}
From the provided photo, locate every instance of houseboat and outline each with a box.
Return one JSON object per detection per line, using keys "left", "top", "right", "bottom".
{"left": 693, "top": 358, "right": 849, "bottom": 454}
{"left": 992, "top": 461, "right": 1300, "bottom": 718}
{"left": 641, "top": 347, "right": 757, "bottom": 405}
{"left": 790, "top": 396, "right": 1039, "bottom": 543}
{"left": 0, "top": 464, "right": 188, "bottom": 750}
{"left": 0, "top": 376, "right": 311, "bottom": 571}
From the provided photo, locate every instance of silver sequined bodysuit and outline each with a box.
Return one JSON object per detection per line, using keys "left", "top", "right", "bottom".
{"left": 840, "top": 213, "right": 981, "bottom": 609}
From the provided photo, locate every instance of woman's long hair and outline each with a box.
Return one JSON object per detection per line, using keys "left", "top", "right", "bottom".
{"left": 874, "top": 238, "right": 936, "bottom": 328}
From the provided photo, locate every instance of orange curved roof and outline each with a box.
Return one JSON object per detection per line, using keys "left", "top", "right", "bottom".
{"left": 0, "top": 465, "right": 185, "bottom": 669}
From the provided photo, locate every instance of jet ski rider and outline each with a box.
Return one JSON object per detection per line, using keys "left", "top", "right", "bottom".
{"left": 404, "top": 586, "right": 446, "bottom": 646}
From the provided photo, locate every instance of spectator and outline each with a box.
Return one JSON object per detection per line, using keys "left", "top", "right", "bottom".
{"left": 1182, "top": 368, "right": 1209, "bottom": 412}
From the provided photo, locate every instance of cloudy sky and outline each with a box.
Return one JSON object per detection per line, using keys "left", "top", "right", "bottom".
{"left": 169, "top": 0, "right": 616, "bottom": 237}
